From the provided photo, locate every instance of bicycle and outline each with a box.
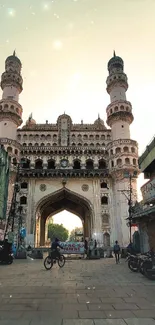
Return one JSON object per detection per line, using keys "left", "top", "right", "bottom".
{"left": 44, "top": 251, "right": 65, "bottom": 270}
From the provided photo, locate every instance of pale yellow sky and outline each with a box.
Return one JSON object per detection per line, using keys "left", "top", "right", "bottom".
{"left": 0, "top": 0, "right": 154, "bottom": 229}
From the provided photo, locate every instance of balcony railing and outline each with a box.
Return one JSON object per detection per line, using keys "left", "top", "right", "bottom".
{"left": 19, "top": 168, "right": 109, "bottom": 178}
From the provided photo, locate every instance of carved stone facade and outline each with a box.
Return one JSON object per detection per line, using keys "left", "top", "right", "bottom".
{"left": 0, "top": 51, "right": 139, "bottom": 247}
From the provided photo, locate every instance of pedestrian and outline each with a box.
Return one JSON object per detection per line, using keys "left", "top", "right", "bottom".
{"left": 113, "top": 240, "right": 120, "bottom": 264}
{"left": 84, "top": 239, "right": 88, "bottom": 258}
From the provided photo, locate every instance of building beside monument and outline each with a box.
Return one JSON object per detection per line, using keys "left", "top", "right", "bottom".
{"left": 0, "top": 51, "right": 139, "bottom": 247}
{"left": 132, "top": 136, "right": 155, "bottom": 252}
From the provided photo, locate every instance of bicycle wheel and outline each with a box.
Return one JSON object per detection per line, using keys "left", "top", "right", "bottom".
{"left": 58, "top": 255, "right": 65, "bottom": 268}
{"left": 44, "top": 256, "right": 53, "bottom": 270}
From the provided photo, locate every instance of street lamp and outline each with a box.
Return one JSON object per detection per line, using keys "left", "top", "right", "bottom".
{"left": 118, "top": 170, "right": 137, "bottom": 243}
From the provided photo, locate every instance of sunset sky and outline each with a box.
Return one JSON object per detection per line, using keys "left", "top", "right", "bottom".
{"left": 0, "top": 0, "right": 155, "bottom": 230}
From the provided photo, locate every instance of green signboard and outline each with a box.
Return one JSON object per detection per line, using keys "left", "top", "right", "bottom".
{"left": 0, "top": 147, "right": 10, "bottom": 220}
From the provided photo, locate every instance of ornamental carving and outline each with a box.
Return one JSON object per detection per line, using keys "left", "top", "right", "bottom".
{"left": 39, "top": 184, "right": 46, "bottom": 192}
{"left": 82, "top": 184, "right": 89, "bottom": 192}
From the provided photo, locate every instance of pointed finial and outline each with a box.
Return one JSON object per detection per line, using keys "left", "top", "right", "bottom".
{"left": 29, "top": 113, "right": 32, "bottom": 121}
{"left": 13, "top": 50, "right": 16, "bottom": 56}
{"left": 113, "top": 50, "right": 116, "bottom": 57}
{"left": 98, "top": 113, "right": 100, "bottom": 119}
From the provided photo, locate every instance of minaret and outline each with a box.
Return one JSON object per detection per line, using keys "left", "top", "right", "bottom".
{"left": 0, "top": 51, "right": 23, "bottom": 156}
{"left": 106, "top": 52, "right": 139, "bottom": 246}
{"left": 0, "top": 52, "right": 23, "bottom": 217}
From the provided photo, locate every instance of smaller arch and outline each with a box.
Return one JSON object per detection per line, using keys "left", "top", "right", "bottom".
{"left": 133, "top": 158, "right": 136, "bottom": 166}
{"left": 34, "top": 143, "right": 39, "bottom": 146}
{"left": 48, "top": 159, "right": 55, "bottom": 169}
{"left": 72, "top": 143, "right": 76, "bottom": 146}
{"left": 23, "top": 134, "right": 27, "bottom": 139}
{"left": 114, "top": 106, "right": 118, "bottom": 112}
{"left": 123, "top": 146, "right": 129, "bottom": 153}
{"left": 72, "top": 134, "right": 75, "bottom": 138}
{"left": 90, "top": 143, "right": 94, "bottom": 147}
{"left": 46, "top": 143, "right": 51, "bottom": 146}
{"left": 110, "top": 149, "right": 113, "bottom": 155}
{"left": 131, "top": 147, "right": 135, "bottom": 153}
{"left": 12, "top": 157, "right": 17, "bottom": 165}
{"left": 107, "top": 134, "right": 111, "bottom": 140}
{"left": 116, "top": 147, "right": 121, "bottom": 154}
{"left": 102, "top": 214, "right": 109, "bottom": 223}
{"left": 53, "top": 134, "right": 57, "bottom": 139}
{"left": 99, "top": 159, "right": 106, "bottom": 169}
{"left": 46, "top": 134, "right": 51, "bottom": 140}
{"left": 40, "top": 143, "right": 45, "bottom": 146}
{"left": 78, "top": 143, "right": 82, "bottom": 146}
{"left": 35, "top": 134, "right": 39, "bottom": 139}
{"left": 77, "top": 134, "right": 82, "bottom": 138}
{"left": 84, "top": 143, "right": 88, "bottom": 147}
{"left": 23, "top": 143, "right": 27, "bottom": 147}
{"left": 53, "top": 143, "right": 57, "bottom": 146}
{"left": 102, "top": 143, "right": 105, "bottom": 147}
{"left": 89, "top": 134, "right": 94, "bottom": 139}
{"left": 126, "top": 106, "right": 129, "bottom": 111}
{"left": 29, "top": 134, "right": 33, "bottom": 139}
{"left": 16, "top": 107, "right": 19, "bottom": 114}
{"left": 125, "top": 157, "right": 130, "bottom": 165}
{"left": 111, "top": 160, "right": 114, "bottom": 167}
{"left": 110, "top": 109, "right": 112, "bottom": 114}
{"left": 120, "top": 105, "right": 124, "bottom": 110}
{"left": 10, "top": 105, "right": 14, "bottom": 110}
{"left": 20, "top": 196, "right": 27, "bottom": 205}
{"left": 84, "top": 134, "right": 88, "bottom": 139}
{"left": 17, "top": 134, "right": 21, "bottom": 140}
{"left": 101, "top": 135, "right": 105, "bottom": 140}
{"left": 4, "top": 104, "right": 8, "bottom": 109}
{"left": 28, "top": 143, "right": 32, "bottom": 146}
{"left": 103, "top": 232, "right": 110, "bottom": 246}
{"left": 101, "top": 182, "right": 107, "bottom": 189}
{"left": 21, "top": 182, "right": 28, "bottom": 189}
{"left": 73, "top": 159, "right": 81, "bottom": 169}
{"left": 117, "top": 158, "right": 122, "bottom": 166}
{"left": 41, "top": 134, "right": 45, "bottom": 139}
{"left": 95, "top": 135, "right": 99, "bottom": 140}
{"left": 7, "top": 146, "right": 12, "bottom": 153}
{"left": 96, "top": 143, "right": 100, "bottom": 147}
{"left": 86, "top": 159, "right": 94, "bottom": 169}
{"left": 21, "top": 158, "right": 30, "bottom": 169}
{"left": 101, "top": 196, "right": 108, "bottom": 205}
{"left": 15, "top": 149, "right": 18, "bottom": 155}
{"left": 35, "top": 159, "right": 43, "bottom": 169}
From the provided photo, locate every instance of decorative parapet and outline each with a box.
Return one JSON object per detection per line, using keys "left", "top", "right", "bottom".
{"left": 107, "top": 139, "right": 138, "bottom": 150}
{"left": 0, "top": 138, "right": 21, "bottom": 149}
{"left": 19, "top": 168, "right": 109, "bottom": 178}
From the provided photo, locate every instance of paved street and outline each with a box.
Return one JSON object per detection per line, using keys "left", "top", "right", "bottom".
{"left": 0, "top": 257, "right": 155, "bottom": 324}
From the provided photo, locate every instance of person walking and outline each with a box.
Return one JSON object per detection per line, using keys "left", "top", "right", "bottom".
{"left": 113, "top": 240, "right": 120, "bottom": 264}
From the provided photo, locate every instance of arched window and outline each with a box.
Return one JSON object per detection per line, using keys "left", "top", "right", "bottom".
{"left": 35, "top": 134, "right": 39, "bottom": 139}
{"left": 46, "top": 134, "right": 51, "bottom": 140}
{"left": 131, "top": 147, "right": 135, "bottom": 153}
{"left": 41, "top": 134, "right": 45, "bottom": 139}
{"left": 29, "top": 134, "right": 33, "bottom": 139}
{"left": 17, "top": 134, "right": 21, "bottom": 140}
{"left": 34, "top": 143, "right": 39, "bottom": 146}
{"left": 72, "top": 143, "right": 76, "bottom": 146}
{"left": 35, "top": 159, "right": 43, "bottom": 169}
{"left": 28, "top": 143, "right": 32, "bottom": 146}
{"left": 96, "top": 143, "right": 100, "bottom": 147}
{"left": 99, "top": 159, "right": 106, "bottom": 169}
{"left": 120, "top": 105, "right": 124, "bottom": 110}
{"left": 23, "top": 134, "right": 27, "bottom": 139}
{"left": 73, "top": 160, "right": 81, "bottom": 169}
{"left": 22, "top": 158, "right": 30, "bottom": 169}
{"left": 7, "top": 146, "right": 12, "bottom": 153}
{"left": 40, "top": 143, "right": 45, "bottom": 146}
{"left": 48, "top": 159, "right": 55, "bottom": 169}
{"left": 84, "top": 134, "right": 88, "bottom": 139}
{"left": 90, "top": 143, "right": 94, "bottom": 147}
{"left": 21, "top": 182, "right": 28, "bottom": 189}
{"left": 110, "top": 149, "right": 113, "bottom": 155}
{"left": 123, "top": 146, "right": 129, "bottom": 153}
{"left": 20, "top": 196, "right": 27, "bottom": 205}
{"left": 53, "top": 134, "right": 57, "bottom": 139}
{"left": 12, "top": 157, "right": 17, "bottom": 165}
{"left": 78, "top": 134, "right": 82, "bottom": 138}
{"left": 86, "top": 159, "right": 94, "bottom": 169}
{"left": 133, "top": 158, "right": 136, "bottom": 166}
{"left": 84, "top": 143, "right": 88, "bottom": 147}
{"left": 114, "top": 106, "right": 118, "bottom": 112}
{"left": 46, "top": 143, "right": 51, "bottom": 146}
{"left": 104, "top": 233, "right": 110, "bottom": 246}
{"left": 95, "top": 135, "right": 99, "bottom": 140}
{"left": 78, "top": 143, "right": 82, "bottom": 146}
{"left": 101, "top": 135, "right": 105, "bottom": 140}
{"left": 23, "top": 143, "right": 27, "bottom": 147}
{"left": 117, "top": 158, "right": 122, "bottom": 166}
{"left": 111, "top": 160, "right": 114, "bottom": 167}
{"left": 125, "top": 158, "right": 130, "bottom": 165}
{"left": 101, "top": 196, "right": 108, "bottom": 205}
{"left": 53, "top": 143, "right": 57, "bottom": 146}
{"left": 116, "top": 147, "right": 121, "bottom": 154}
{"left": 101, "top": 182, "right": 107, "bottom": 189}
{"left": 72, "top": 134, "right": 75, "bottom": 138}
{"left": 107, "top": 134, "right": 111, "bottom": 140}
{"left": 14, "top": 149, "right": 18, "bottom": 155}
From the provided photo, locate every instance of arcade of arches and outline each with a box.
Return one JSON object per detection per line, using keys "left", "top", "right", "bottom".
{"left": 35, "top": 188, "right": 93, "bottom": 247}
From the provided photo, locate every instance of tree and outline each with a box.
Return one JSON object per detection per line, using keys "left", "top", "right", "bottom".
{"left": 69, "top": 227, "right": 83, "bottom": 241}
{"left": 48, "top": 223, "right": 69, "bottom": 242}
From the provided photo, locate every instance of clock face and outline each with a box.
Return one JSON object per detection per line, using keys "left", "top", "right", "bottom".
{"left": 61, "top": 159, "right": 68, "bottom": 168}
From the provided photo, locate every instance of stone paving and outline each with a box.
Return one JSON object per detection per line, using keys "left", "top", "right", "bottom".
{"left": 0, "top": 257, "right": 155, "bottom": 324}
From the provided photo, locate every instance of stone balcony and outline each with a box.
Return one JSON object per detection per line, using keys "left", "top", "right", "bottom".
{"left": 19, "top": 168, "right": 109, "bottom": 178}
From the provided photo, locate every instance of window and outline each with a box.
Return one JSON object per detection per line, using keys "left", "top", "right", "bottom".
{"left": 110, "top": 149, "right": 113, "bottom": 155}
{"left": 78, "top": 143, "right": 82, "bottom": 146}
{"left": 131, "top": 147, "right": 135, "bottom": 153}
{"left": 111, "top": 160, "right": 114, "bottom": 167}
{"left": 12, "top": 158, "right": 17, "bottom": 165}
{"left": 90, "top": 143, "right": 94, "bottom": 147}
{"left": 101, "top": 135, "right": 105, "bottom": 140}
{"left": 23, "top": 134, "right": 27, "bottom": 139}
{"left": 46, "top": 143, "right": 51, "bottom": 146}
{"left": 17, "top": 134, "right": 21, "bottom": 140}
{"left": 95, "top": 135, "right": 99, "bottom": 140}
{"left": 73, "top": 160, "right": 81, "bottom": 169}
{"left": 53, "top": 143, "right": 57, "bottom": 146}
{"left": 123, "top": 146, "right": 129, "bottom": 153}
{"left": 84, "top": 143, "right": 87, "bottom": 147}
{"left": 84, "top": 134, "right": 88, "bottom": 139}
{"left": 86, "top": 159, "right": 93, "bottom": 169}
{"left": 29, "top": 134, "right": 33, "bottom": 139}
{"left": 102, "top": 214, "right": 109, "bottom": 223}
{"left": 40, "top": 143, "right": 45, "bottom": 146}
{"left": 20, "top": 196, "right": 27, "bottom": 205}
{"left": 7, "top": 146, "right": 12, "bottom": 153}
{"left": 15, "top": 149, "right": 18, "bottom": 155}
{"left": 35, "top": 159, "right": 43, "bottom": 169}
{"left": 110, "top": 109, "right": 112, "bottom": 114}
{"left": 22, "top": 159, "right": 30, "bottom": 169}
{"left": 101, "top": 182, "right": 107, "bottom": 189}
{"left": 28, "top": 143, "right": 32, "bottom": 146}
{"left": 23, "top": 143, "right": 27, "bottom": 147}
{"left": 89, "top": 135, "right": 94, "bottom": 139}
{"left": 133, "top": 158, "right": 136, "bottom": 166}
{"left": 48, "top": 159, "right": 55, "bottom": 169}
{"left": 107, "top": 134, "right": 111, "bottom": 140}
{"left": 120, "top": 105, "right": 124, "bottom": 110}
{"left": 125, "top": 158, "right": 130, "bottom": 165}
{"left": 41, "top": 134, "right": 45, "bottom": 139}
{"left": 21, "top": 182, "right": 28, "bottom": 189}
{"left": 116, "top": 147, "right": 121, "bottom": 154}
{"left": 114, "top": 106, "right": 118, "bottom": 112}
{"left": 117, "top": 158, "right": 122, "bottom": 166}
{"left": 78, "top": 134, "right": 82, "bottom": 138}
{"left": 99, "top": 159, "right": 106, "bottom": 169}
{"left": 101, "top": 196, "right": 108, "bottom": 205}
{"left": 46, "top": 134, "right": 51, "bottom": 140}
{"left": 72, "top": 143, "right": 76, "bottom": 146}
{"left": 34, "top": 143, "right": 39, "bottom": 146}
{"left": 96, "top": 143, "right": 100, "bottom": 147}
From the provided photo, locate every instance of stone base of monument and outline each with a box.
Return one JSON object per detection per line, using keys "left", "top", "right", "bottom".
{"left": 15, "top": 250, "right": 27, "bottom": 259}
{"left": 28, "top": 249, "right": 43, "bottom": 259}
{"left": 88, "top": 249, "right": 100, "bottom": 259}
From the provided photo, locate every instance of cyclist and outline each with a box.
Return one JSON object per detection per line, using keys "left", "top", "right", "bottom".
{"left": 51, "top": 238, "right": 63, "bottom": 259}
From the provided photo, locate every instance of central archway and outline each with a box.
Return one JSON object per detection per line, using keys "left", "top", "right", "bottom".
{"left": 35, "top": 187, "right": 94, "bottom": 247}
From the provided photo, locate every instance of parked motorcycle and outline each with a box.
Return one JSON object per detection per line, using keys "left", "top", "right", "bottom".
{"left": 127, "top": 252, "right": 152, "bottom": 273}
{"left": 142, "top": 258, "right": 155, "bottom": 280}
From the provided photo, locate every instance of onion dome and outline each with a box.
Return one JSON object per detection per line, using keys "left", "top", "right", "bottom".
{"left": 108, "top": 51, "right": 123, "bottom": 72}
{"left": 6, "top": 50, "right": 21, "bottom": 66}
{"left": 94, "top": 116, "right": 107, "bottom": 129}
{"left": 26, "top": 113, "right": 36, "bottom": 126}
